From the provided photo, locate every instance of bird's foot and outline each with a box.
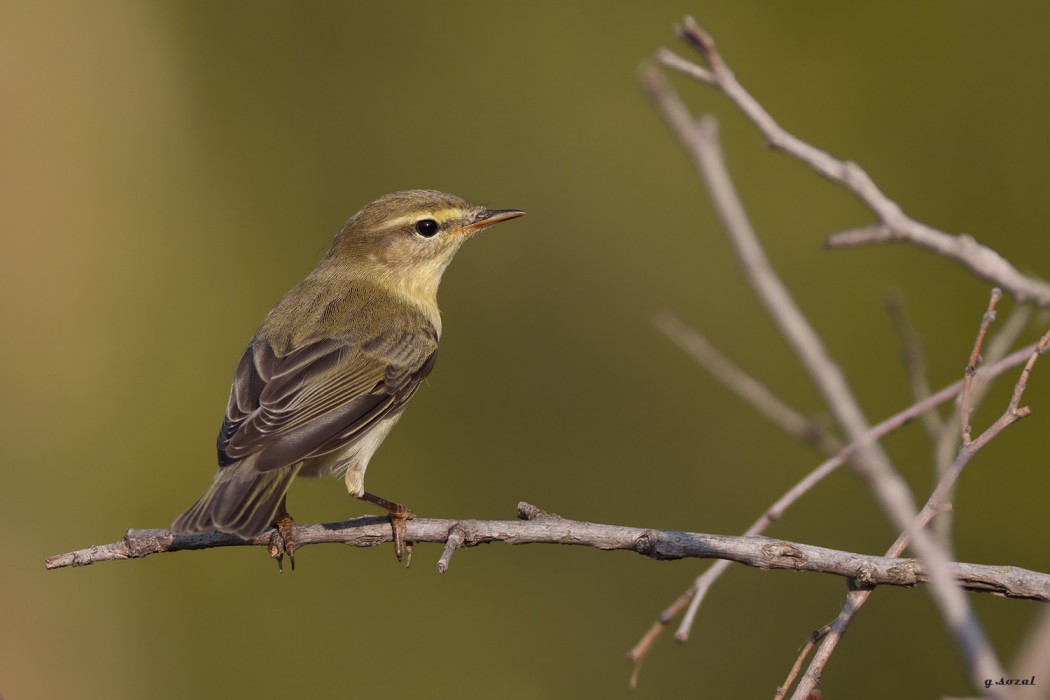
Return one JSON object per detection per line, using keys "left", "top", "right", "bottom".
{"left": 390, "top": 506, "right": 416, "bottom": 567}
{"left": 268, "top": 507, "right": 297, "bottom": 572}
{"left": 358, "top": 491, "right": 414, "bottom": 566}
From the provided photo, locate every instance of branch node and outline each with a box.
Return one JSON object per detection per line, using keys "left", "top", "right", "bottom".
{"left": 847, "top": 574, "right": 876, "bottom": 592}
{"left": 436, "top": 525, "right": 467, "bottom": 574}
{"left": 886, "top": 559, "right": 924, "bottom": 586}
{"left": 762, "top": 542, "right": 807, "bottom": 569}
{"left": 633, "top": 531, "right": 658, "bottom": 558}
{"left": 517, "top": 502, "right": 559, "bottom": 521}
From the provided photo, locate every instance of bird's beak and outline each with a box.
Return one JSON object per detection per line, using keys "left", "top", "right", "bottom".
{"left": 452, "top": 208, "right": 526, "bottom": 235}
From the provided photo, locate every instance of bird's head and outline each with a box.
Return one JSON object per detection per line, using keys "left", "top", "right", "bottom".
{"left": 324, "top": 189, "right": 524, "bottom": 304}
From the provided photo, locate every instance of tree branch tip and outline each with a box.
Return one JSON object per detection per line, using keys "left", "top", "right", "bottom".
{"left": 653, "top": 47, "right": 677, "bottom": 64}
{"left": 678, "top": 16, "right": 712, "bottom": 49}
{"left": 436, "top": 527, "right": 466, "bottom": 574}
{"left": 628, "top": 662, "right": 643, "bottom": 690}
{"left": 882, "top": 289, "right": 904, "bottom": 308}
{"left": 650, "top": 306, "right": 674, "bottom": 324}
{"left": 44, "top": 554, "right": 69, "bottom": 570}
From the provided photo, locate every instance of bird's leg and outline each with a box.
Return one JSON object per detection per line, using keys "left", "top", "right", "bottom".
{"left": 358, "top": 491, "right": 415, "bottom": 566}
{"left": 268, "top": 496, "right": 297, "bottom": 572}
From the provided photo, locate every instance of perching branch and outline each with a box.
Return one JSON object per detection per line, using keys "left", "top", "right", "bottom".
{"left": 43, "top": 502, "right": 1050, "bottom": 604}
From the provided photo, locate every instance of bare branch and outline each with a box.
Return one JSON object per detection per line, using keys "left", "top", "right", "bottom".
{"left": 933, "top": 304, "right": 1032, "bottom": 549}
{"left": 655, "top": 340, "right": 1043, "bottom": 653}
{"left": 790, "top": 329, "right": 1050, "bottom": 699}
{"left": 44, "top": 503, "right": 1050, "bottom": 604}
{"left": 961, "top": 289, "right": 1004, "bottom": 447}
{"left": 825, "top": 226, "right": 1050, "bottom": 308}
{"left": 627, "top": 344, "right": 1041, "bottom": 678}
{"left": 644, "top": 55, "right": 1005, "bottom": 688}
{"left": 621, "top": 342, "right": 1041, "bottom": 675}
{"left": 640, "top": 13, "right": 1050, "bottom": 696}
{"left": 658, "top": 18, "right": 1050, "bottom": 308}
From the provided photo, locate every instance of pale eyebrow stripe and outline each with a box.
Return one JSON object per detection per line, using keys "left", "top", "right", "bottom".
{"left": 379, "top": 208, "right": 463, "bottom": 231}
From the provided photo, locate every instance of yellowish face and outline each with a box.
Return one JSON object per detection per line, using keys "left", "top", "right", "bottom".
{"left": 328, "top": 190, "right": 524, "bottom": 303}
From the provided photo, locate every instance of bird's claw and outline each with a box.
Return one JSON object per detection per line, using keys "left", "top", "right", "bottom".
{"left": 268, "top": 510, "right": 297, "bottom": 572}
{"left": 390, "top": 508, "right": 415, "bottom": 567}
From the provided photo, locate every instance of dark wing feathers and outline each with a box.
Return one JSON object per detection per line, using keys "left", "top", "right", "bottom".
{"left": 216, "top": 326, "right": 437, "bottom": 472}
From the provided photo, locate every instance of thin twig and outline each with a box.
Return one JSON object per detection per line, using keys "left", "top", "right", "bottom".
{"left": 961, "top": 289, "right": 1003, "bottom": 447}
{"left": 627, "top": 588, "right": 695, "bottom": 689}
{"left": 653, "top": 309, "right": 842, "bottom": 455}
{"left": 436, "top": 525, "right": 466, "bottom": 574}
{"left": 776, "top": 626, "right": 831, "bottom": 700}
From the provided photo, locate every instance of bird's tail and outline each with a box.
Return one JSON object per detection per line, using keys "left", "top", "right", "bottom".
{"left": 171, "top": 456, "right": 302, "bottom": 538}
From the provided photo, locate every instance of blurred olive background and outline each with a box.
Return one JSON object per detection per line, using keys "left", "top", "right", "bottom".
{"left": 4, "top": 2, "right": 1050, "bottom": 698}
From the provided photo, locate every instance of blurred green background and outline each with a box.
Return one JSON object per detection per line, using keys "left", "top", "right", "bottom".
{"left": 4, "top": 2, "right": 1050, "bottom": 698}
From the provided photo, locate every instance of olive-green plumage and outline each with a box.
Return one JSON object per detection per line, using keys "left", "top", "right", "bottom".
{"left": 172, "top": 190, "right": 524, "bottom": 538}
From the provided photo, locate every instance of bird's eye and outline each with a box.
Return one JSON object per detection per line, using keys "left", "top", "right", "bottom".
{"left": 414, "top": 219, "right": 439, "bottom": 238}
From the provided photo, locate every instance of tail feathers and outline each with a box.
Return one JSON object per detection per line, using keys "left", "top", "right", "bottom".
{"left": 172, "top": 457, "right": 302, "bottom": 538}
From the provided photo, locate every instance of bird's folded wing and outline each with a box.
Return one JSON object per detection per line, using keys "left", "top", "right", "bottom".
{"left": 217, "top": 328, "right": 438, "bottom": 472}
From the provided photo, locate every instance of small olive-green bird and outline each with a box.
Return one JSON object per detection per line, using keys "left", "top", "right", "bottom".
{"left": 172, "top": 190, "right": 524, "bottom": 561}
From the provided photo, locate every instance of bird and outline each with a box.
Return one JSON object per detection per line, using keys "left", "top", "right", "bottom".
{"left": 171, "top": 189, "right": 524, "bottom": 567}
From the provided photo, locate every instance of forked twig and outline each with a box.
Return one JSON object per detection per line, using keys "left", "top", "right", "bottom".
{"left": 626, "top": 337, "right": 1041, "bottom": 678}
{"left": 789, "top": 327, "right": 1050, "bottom": 699}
